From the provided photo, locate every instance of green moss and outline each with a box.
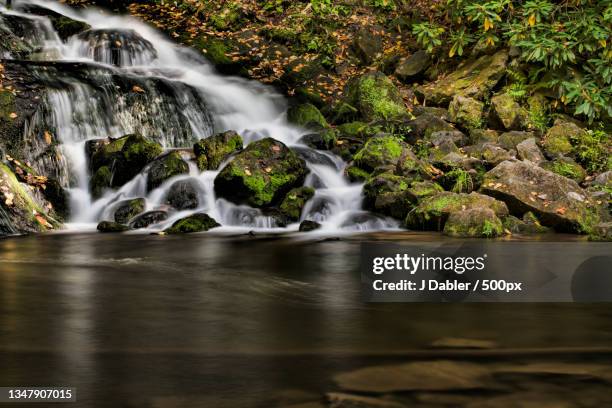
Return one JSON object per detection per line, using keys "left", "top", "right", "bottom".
{"left": 408, "top": 181, "right": 444, "bottom": 200}
{"left": 545, "top": 159, "right": 586, "bottom": 182}
{"left": 287, "top": 103, "right": 328, "bottom": 128}
{"left": 279, "top": 186, "right": 315, "bottom": 221}
{"left": 0, "top": 89, "right": 16, "bottom": 121}
{"left": 97, "top": 221, "right": 129, "bottom": 233}
{"left": 571, "top": 128, "right": 610, "bottom": 174}
{"left": 165, "top": 213, "right": 220, "bottom": 234}
{"left": 353, "top": 136, "right": 404, "bottom": 172}
{"left": 449, "top": 96, "right": 484, "bottom": 129}
{"left": 194, "top": 131, "right": 243, "bottom": 171}
{"left": 346, "top": 165, "right": 371, "bottom": 182}
{"left": 358, "top": 74, "right": 406, "bottom": 120}
{"left": 91, "top": 166, "right": 112, "bottom": 198}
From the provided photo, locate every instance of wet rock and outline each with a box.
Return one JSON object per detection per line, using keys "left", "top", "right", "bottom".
{"left": 353, "top": 135, "right": 406, "bottom": 173}
{"left": 542, "top": 157, "right": 586, "bottom": 183}
{"left": 165, "top": 213, "right": 220, "bottom": 234}
{"left": 146, "top": 151, "right": 189, "bottom": 192}
{"left": 395, "top": 50, "right": 431, "bottom": 83}
{"left": 76, "top": 28, "right": 157, "bottom": 66}
{"left": 542, "top": 120, "right": 586, "bottom": 158}
{"left": 19, "top": 4, "right": 91, "bottom": 40}
{"left": 214, "top": 137, "right": 308, "bottom": 208}
{"left": 287, "top": 103, "right": 328, "bottom": 129}
{"left": 299, "top": 220, "right": 322, "bottom": 232}
{"left": 195, "top": 35, "right": 247, "bottom": 75}
{"left": 293, "top": 147, "right": 338, "bottom": 168}
{"left": 406, "top": 191, "right": 508, "bottom": 231}
{"left": 299, "top": 129, "right": 337, "bottom": 151}
{"left": 488, "top": 93, "right": 528, "bottom": 130}
{"left": 443, "top": 207, "right": 504, "bottom": 238}
{"left": 449, "top": 95, "right": 484, "bottom": 129}
{"left": 96, "top": 220, "right": 129, "bottom": 233}
{"left": 279, "top": 186, "right": 315, "bottom": 222}
{"left": 129, "top": 210, "right": 168, "bottom": 229}
{"left": 344, "top": 72, "right": 407, "bottom": 122}
{"left": 417, "top": 50, "right": 508, "bottom": 105}
{"left": 503, "top": 212, "right": 550, "bottom": 234}
{"left": 352, "top": 27, "right": 383, "bottom": 65}
{"left": 363, "top": 173, "right": 418, "bottom": 220}
{"left": 430, "top": 337, "right": 497, "bottom": 349}
{"left": 327, "top": 393, "right": 406, "bottom": 408}
{"left": 480, "top": 160, "right": 601, "bottom": 232}
{"left": 114, "top": 197, "right": 145, "bottom": 224}
{"left": 165, "top": 179, "right": 199, "bottom": 210}
{"left": 516, "top": 138, "right": 545, "bottom": 164}
{"left": 194, "top": 130, "right": 243, "bottom": 171}
{"left": 334, "top": 360, "right": 492, "bottom": 393}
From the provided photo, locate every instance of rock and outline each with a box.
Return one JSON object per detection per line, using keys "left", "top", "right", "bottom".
{"left": 281, "top": 56, "right": 325, "bottom": 88}
{"left": 20, "top": 4, "right": 91, "bottom": 40}
{"left": 480, "top": 160, "right": 601, "bottom": 232}
{"left": 165, "top": 213, "right": 220, "bottom": 234}
{"left": 89, "top": 134, "right": 163, "bottom": 197}
{"left": 299, "top": 220, "right": 322, "bottom": 232}
{"left": 353, "top": 135, "right": 405, "bottom": 172}
{"left": 165, "top": 180, "right": 199, "bottom": 210}
{"left": 195, "top": 35, "right": 246, "bottom": 75}
{"left": 96, "top": 221, "right": 129, "bottom": 233}
{"left": 406, "top": 113, "right": 456, "bottom": 142}
{"left": 412, "top": 106, "right": 451, "bottom": 121}
{"left": 594, "top": 171, "right": 612, "bottom": 188}
{"left": 503, "top": 212, "right": 550, "bottom": 234}
{"left": 293, "top": 147, "right": 338, "bottom": 168}
{"left": 429, "top": 130, "right": 469, "bottom": 148}
{"left": 406, "top": 191, "right": 508, "bottom": 231}
{"left": 327, "top": 393, "right": 406, "bottom": 408}
{"left": 214, "top": 138, "right": 308, "bottom": 208}
{"left": 465, "top": 392, "right": 576, "bottom": 408}
{"left": 334, "top": 360, "right": 492, "bottom": 393}
{"left": 480, "top": 143, "right": 515, "bottom": 167}
{"left": 114, "top": 198, "right": 145, "bottom": 224}
{"left": 469, "top": 129, "right": 499, "bottom": 145}
{"left": 395, "top": 50, "right": 431, "bottom": 83}
{"left": 542, "top": 157, "right": 587, "bottom": 183}
{"left": 287, "top": 103, "right": 328, "bottom": 129}
{"left": 194, "top": 130, "right": 243, "bottom": 171}
{"left": 363, "top": 173, "right": 418, "bottom": 220}
{"left": 408, "top": 181, "right": 444, "bottom": 201}
{"left": 76, "top": 28, "right": 157, "bottom": 66}
{"left": 449, "top": 95, "right": 484, "bottom": 129}
{"left": 443, "top": 207, "right": 504, "bottom": 238}
{"left": 279, "top": 186, "right": 315, "bottom": 221}
{"left": 488, "top": 93, "right": 528, "bottom": 130}
{"left": 146, "top": 151, "right": 189, "bottom": 192}
{"left": 516, "top": 138, "right": 545, "bottom": 164}
{"left": 129, "top": 210, "right": 168, "bottom": 229}
{"left": 498, "top": 131, "right": 534, "bottom": 150}
{"left": 299, "top": 129, "right": 337, "bottom": 150}
{"left": 417, "top": 50, "right": 508, "bottom": 105}
{"left": 542, "top": 121, "right": 586, "bottom": 158}
{"left": 352, "top": 27, "right": 383, "bottom": 65}
{"left": 344, "top": 72, "right": 407, "bottom": 122}
{"left": 590, "top": 222, "right": 612, "bottom": 241}
{"left": 430, "top": 337, "right": 497, "bottom": 349}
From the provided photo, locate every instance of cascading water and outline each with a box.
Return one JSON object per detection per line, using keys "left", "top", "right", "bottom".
{"left": 1, "top": 0, "right": 399, "bottom": 234}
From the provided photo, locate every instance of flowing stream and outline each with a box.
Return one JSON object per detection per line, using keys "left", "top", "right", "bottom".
{"left": 1, "top": 0, "right": 398, "bottom": 234}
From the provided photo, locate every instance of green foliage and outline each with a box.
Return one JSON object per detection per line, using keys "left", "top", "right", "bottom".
{"left": 417, "top": 0, "right": 612, "bottom": 122}
{"left": 310, "top": 0, "right": 350, "bottom": 16}
{"left": 366, "top": 0, "right": 396, "bottom": 11}
{"left": 571, "top": 127, "right": 611, "bottom": 173}
{"left": 446, "top": 168, "right": 474, "bottom": 193}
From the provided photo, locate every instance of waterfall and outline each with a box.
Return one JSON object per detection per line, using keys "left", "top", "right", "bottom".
{"left": 1, "top": 0, "right": 399, "bottom": 233}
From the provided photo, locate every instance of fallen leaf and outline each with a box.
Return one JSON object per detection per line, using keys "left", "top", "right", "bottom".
{"left": 132, "top": 85, "right": 145, "bottom": 93}
{"left": 9, "top": 112, "right": 17, "bottom": 119}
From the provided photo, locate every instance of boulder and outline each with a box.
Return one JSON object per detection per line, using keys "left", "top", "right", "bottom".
{"left": 129, "top": 210, "right": 168, "bottom": 229}
{"left": 498, "top": 131, "right": 534, "bottom": 150}
{"left": 352, "top": 27, "right": 383, "bottom": 65}
{"left": 406, "top": 191, "right": 508, "bottom": 231}
{"left": 503, "top": 212, "right": 550, "bottom": 234}
{"left": 114, "top": 198, "right": 145, "bottom": 224}
{"left": 489, "top": 93, "right": 528, "bottom": 130}
{"left": 594, "top": 171, "right": 612, "bottom": 188}
{"left": 395, "top": 50, "right": 431, "bottom": 83}
{"left": 279, "top": 186, "right": 315, "bottom": 221}
{"left": 344, "top": 72, "right": 407, "bottom": 122}
{"left": 299, "top": 220, "right": 322, "bottom": 232}
{"left": 448, "top": 96, "right": 484, "bottom": 129}
{"left": 590, "top": 222, "right": 612, "bottom": 241}
{"left": 417, "top": 50, "right": 508, "bottom": 105}
{"left": 408, "top": 181, "right": 444, "bottom": 201}
{"left": 97, "top": 221, "right": 129, "bottom": 233}
{"left": 443, "top": 207, "right": 504, "bottom": 238}
{"left": 194, "top": 130, "right": 243, "bottom": 171}
{"left": 542, "top": 121, "right": 586, "bottom": 158}
{"left": 165, "top": 213, "right": 220, "bottom": 234}
{"left": 480, "top": 160, "right": 601, "bottom": 232}
{"left": 469, "top": 129, "right": 499, "bottom": 145}
{"left": 287, "top": 103, "right": 328, "bottom": 129}
{"left": 405, "top": 114, "right": 456, "bottom": 142}
{"left": 480, "top": 143, "right": 515, "bottom": 167}
{"left": 146, "top": 151, "right": 189, "bottom": 192}
{"left": 516, "top": 138, "right": 545, "bottom": 164}
{"left": 363, "top": 173, "right": 418, "bottom": 220}
{"left": 20, "top": 5, "right": 91, "bottom": 40}
{"left": 411, "top": 106, "right": 451, "bottom": 122}
{"left": 299, "top": 129, "right": 337, "bottom": 150}
{"left": 165, "top": 179, "right": 199, "bottom": 210}
{"left": 214, "top": 138, "right": 308, "bottom": 208}
{"left": 428, "top": 130, "right": 469, "bottom": 148}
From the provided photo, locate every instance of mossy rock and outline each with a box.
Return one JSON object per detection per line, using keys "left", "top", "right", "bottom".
{"left": 542, "top": 157, "right": 587, "bottom": 183}
{"left": 489, "top": 93, "right": 528, "bottom": 131}
{"left": 90, "top": 165, "right": 113, "bottom": 198}
{"left": 194, "top": 36, "right": 246, "bottom": 75}
{"left": 417, "top": 50, "right": 508, "bottom": 105}
{"left": 165, "top": 213, "right": 220, "bottom": 234}
{"left": 503, "top": 212, "right": 550, "bottom": 234}
{"left": 346, "top": 165, "right": 371, "bottom": 182}
{"left": 542, "top": 122, "right": 585, "bottom": 158}
{"left": 21, "top": 5, "right": 91, "bottom": 40}
{"left": 146, "top": 151, "right": 189, "bottom": 192}
{"left": 363, "top": 173, "right": 417, "bottom": 220}
{"left": 408, "top": 180, "right": 444, "bottom": 201}
{"left": 299, "top": 129, "right": 337, "bottom": 151}
{"left": 165, "top": 179, "right": 199, "bottom": 210}
{"left": 280, "top": 57, "right": 325, "bottom": 88}
{"left": 448, "top": 96, "right": 484, "bottom": 130}
{"left": 194, "top": 130, "right": 243, "bottom": 171}
{"left": 344, "top": 72, "right": 407, "bottom": 122}
{"left": 214, "top": 137, "right": 308, "bottom": 208}
{"left": 443, "top": 208, "right": 504, "bottom": 238}
{"left": 498, "top": 131, "right": 534, "bottom": 150}
{"left": 287, "top": 103, "right": 328, "bottom": 129}
{"left": 299, "top": 220, "right": 322, "bottom": 232}
{"left": 406, "top": 191, "right": 509, "bottom": 231}
{"left": 129, "top": 210, "right": 168, "bottom": 229}
{"left": 97, "top": 221, "right": 129, "bottom": 233}
{"left": 395, "top": 50, "right": 432, "bottom": 83}
{"left": 353, "top": 135, "right": 405, "bottom": 172}
{"left": 469, "top": 129, "right": 500, "bottom": 145}
{"left": 279, "top": 186, "right": 315, "bottom": 221}
{"left": 406, "top": 113, "right": 455, "bottom": 143}
{"left": 114, "top": 198, "right": 145, "bottom": 224}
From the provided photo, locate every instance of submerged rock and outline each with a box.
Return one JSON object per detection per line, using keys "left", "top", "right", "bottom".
{"left": 503, "top": 212, "right": 550, "bottom": 234}
{"left": 299, "top": 220, "right": 322, "bottom": 232}
{"left": 129, "top": 210, "right": 168, "bottom": 229}
{"left": 165, "top": 213, "right": 220, "bottom": 234}
{"left": 214, "top": 138, "right": 308, "bottom": 208}
{"left": 165, "top": 179, "right": 199, "bottom": 210}
{"left": 114, "top": 198, "right": 145, "bottom": 224}
{"left": 279, "top": 186, "right": 315, "bottom": 222}
{"left": 146, "top": 151, "right": 189, "bottom": 192}
{"left": 194, "top": 130, "right": 243, "bottom": 171}
{"left": 443, "top": 207, "right": 504, "bottom": 238}
{"left": 97, "top": 220, "right": 129, "bottom": 233}
{"left": 343, "top": 72, "right": 407, "bottom": 122}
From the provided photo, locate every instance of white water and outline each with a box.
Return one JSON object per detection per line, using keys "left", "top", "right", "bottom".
{"left": 2, "top": 0, "right": 398, "bottom": 233}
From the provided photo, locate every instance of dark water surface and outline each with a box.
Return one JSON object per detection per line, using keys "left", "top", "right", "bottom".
{"left": 1, "top": 232, "right": 611, "bottom": 407}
